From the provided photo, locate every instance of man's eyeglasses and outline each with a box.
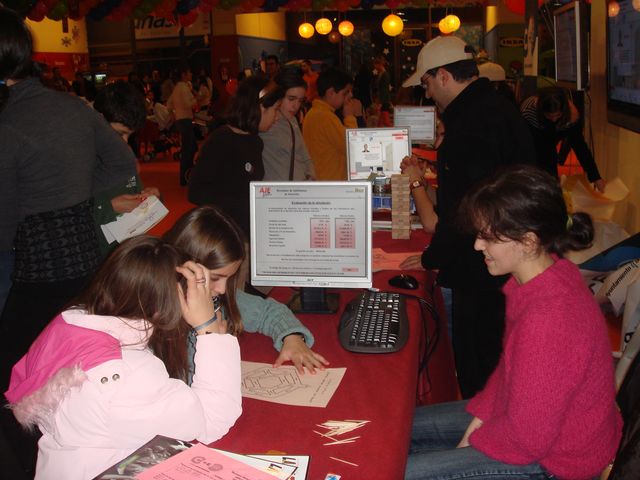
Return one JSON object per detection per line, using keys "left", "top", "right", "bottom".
{"left": 420, "top": 68, "right": 438, "bottom": 89}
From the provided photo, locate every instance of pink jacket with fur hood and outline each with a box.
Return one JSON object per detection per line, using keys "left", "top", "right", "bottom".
{"left": 5, "top": 309, "right": 242, "bottom": 480}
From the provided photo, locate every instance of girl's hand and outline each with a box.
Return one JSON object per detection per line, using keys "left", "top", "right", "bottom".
{"left": 457, "top": 416, "right": 483, "bottom": 448}
{"left": 176, "top": 261, "right": 216, "bottom": 330}
{"left": 274, "top": 334, "right": 330, "bottom": 374}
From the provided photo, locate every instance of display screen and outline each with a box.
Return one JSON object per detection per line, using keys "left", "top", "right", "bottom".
{"left": 607, "top": 0, "right": 640, "bottom": 132}
{"left": 554, "top": 1, "right": 588, "bottom": 90}
{"left": 345, "top": 127, "right": 411, "bottom": 180}
{"left": 249, "top": 181, "right": 372, "bottom": 289}
{"left": 393, "top": 106, "right": 437, "bottom": 144}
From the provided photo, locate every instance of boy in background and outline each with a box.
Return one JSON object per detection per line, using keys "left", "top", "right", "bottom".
{"left": 302, "top": 67, "right": 362, "bottom": 180}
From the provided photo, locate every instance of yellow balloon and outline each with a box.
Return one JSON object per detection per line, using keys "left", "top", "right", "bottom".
{"left": 315, "top": 18, "right": 333, "bottom": 35}
{"left": 338, "top": 20, "right": 354, "bottom": 37}
{"left": 298, "top": 22, "right": 315, "bottom": 39}
{"left": 382, "top": 14, "right": 403, "bottom": 37}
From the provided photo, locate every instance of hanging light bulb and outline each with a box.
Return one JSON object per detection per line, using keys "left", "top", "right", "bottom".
{"left": 338, "top": 20, "right": 354, "bottom": 36}
{"left": 633, "top": 0, "right": 640, "bottom": 11}
{"left": 328, "top": 31, "right": 341, "bottom": 43}
{"left": 607, "top": 1, "right": 620, "bottom": 16}
{"left": 444, "top": 14, "right": 461, "bottom": 33}
{"left": 315, "top": 17, "right": 333, "bottom": 35}
{"left": 382, "top": 13, "right": 403, "bottom": 37}
{"left": 299, "top": 22, "right": 315, "bottom": 39}
{"left": 438, "top": 17, "right": 450, "bottom": 34}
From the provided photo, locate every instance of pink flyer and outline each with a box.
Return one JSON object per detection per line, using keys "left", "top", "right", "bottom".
{"left": 136, "top": 443, "right": 276, "bottom": 480}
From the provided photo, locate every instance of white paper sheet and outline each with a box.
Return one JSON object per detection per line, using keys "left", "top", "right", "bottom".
{"left": 241, "top": 361, "right": 345, "bottom": 408}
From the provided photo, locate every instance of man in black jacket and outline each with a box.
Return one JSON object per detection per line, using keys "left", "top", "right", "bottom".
{"left": 403, "top": 36, "right": 536, "bottom": 397}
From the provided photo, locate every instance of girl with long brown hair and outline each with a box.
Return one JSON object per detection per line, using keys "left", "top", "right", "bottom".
{"left": 5, "top": 236, "right": 241, "bottom": 480}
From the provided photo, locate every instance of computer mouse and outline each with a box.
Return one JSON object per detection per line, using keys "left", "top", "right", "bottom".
{"left": 388, "top": 274, "right": 419, "bottom": 290}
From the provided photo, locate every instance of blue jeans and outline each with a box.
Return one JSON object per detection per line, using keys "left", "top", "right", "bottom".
{"left": 405, "top": 401, "right": 550, "bottom": 479}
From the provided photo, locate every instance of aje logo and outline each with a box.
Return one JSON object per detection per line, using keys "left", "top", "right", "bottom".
{"left": 191, "top": 455, "right": 223, "bottom": 471}
{"left": 259, "top": 187, "right": 272, "bottom": 197}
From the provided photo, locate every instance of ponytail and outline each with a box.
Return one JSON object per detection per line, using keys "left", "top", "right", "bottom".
{"left": 550, "top": 212, "right": 594, "bottom": 256}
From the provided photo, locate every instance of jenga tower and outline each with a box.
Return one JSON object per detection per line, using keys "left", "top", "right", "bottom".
{"left": 391, "top": 174, "right": 411, "bottom": 239}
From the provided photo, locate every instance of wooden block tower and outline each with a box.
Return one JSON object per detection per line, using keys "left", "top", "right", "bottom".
{"left": 391, "top": 174, "right": 411, "bottom": 239}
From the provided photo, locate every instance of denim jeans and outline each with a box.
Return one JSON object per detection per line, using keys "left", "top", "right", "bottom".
{"left": 405, "top": 401, "right": 551, "bottom": 480}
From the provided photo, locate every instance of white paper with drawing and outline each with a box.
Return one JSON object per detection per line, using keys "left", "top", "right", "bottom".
{"left": 241, "top": 361, "right": 346, "bottom": 407}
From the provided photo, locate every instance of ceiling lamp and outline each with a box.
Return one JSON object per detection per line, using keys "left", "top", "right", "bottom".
{"left": 633, "top": 0, "right": 640, "bottom": 11}
{"left": 382, "top": 13, "right": 403, "bottom": 37}
{"left": 338, "top": 20, "right": 354, "bottom": 36}
{"left": 299, "top": 22, "right": 315, "bottom": 38}
{"left": 328, "top": 31, "right": 341, "bottom": 43}
{"left": 607, "top": 1, "right": 620, "bottom": 16}
{"left": 443, "top": 14, "right": 461, "bottom": 33}
{"left": 438, "top": 18, "right": 450, "bottom": 34}
{"left": 315, "top": 17, "right": 333, "bottom": 35}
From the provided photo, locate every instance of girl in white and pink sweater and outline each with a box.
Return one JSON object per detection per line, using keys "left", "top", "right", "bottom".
{"left": 405, "top": 165, "right": 621, "bottom": 480}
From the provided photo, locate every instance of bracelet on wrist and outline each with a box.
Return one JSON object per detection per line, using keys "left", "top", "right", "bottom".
{"left": 193, "top": 315, "right": 217, "bottom": 333}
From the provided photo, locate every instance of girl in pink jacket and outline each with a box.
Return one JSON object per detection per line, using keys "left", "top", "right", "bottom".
{"left": 5, "top": 236, "right": 242, "bottom": 480}
{"left": 405, "top": 165, "right": 621, "bottom": 480}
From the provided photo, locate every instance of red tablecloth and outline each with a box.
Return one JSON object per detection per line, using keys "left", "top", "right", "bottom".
{"left": 209, "top": 230, "right": 457, "bottom": 480}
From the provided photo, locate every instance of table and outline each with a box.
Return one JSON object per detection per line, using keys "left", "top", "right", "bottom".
{"left": 210, "top": 231, "right": 456, "bottom": 479}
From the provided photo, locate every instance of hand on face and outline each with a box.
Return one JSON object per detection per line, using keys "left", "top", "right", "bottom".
{"left": 176, "top": 261, "right": 216, "bottom": 330}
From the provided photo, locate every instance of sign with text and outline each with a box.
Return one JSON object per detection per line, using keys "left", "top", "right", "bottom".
{"left": 134, "top": 14, "right": 211, "bottom": 40}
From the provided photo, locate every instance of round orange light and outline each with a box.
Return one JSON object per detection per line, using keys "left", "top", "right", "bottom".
{"left": 315, "top": 18, "right": 333, "bottom": 35}
{"left": 444, "top": 14, "right": 460, "bottom": 33}
{"left": 382, "top": 13, "right": 403, "bottom": 37}
{"left": 338, "top": 20, "right": 354, "bottom": 36}
{"left": 633, "top": 0, "right": 640, "bottom": 11}
{"left": 438, "top": 18, "right": 450, "bottom": 34}
{"left": 608, "top": 1, "right": 620, "bottom": 16}
{"left": 298, "top": 22, "right": 315, "bottom": 39}
{"left": 328, "top": 31, "right": 341, "bottom": 43}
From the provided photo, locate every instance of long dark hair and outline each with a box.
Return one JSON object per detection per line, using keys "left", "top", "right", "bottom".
{"left": 226, "top": 76, "right": 283, "bottom": 134}
{"left": 75, "top": 236, "right": 190, "bottom": 381}
{"left": 459, "top": 164, "right": 594, "bottom": 256}
{"left": 163, "top": 206, "right": 245, "bottom": 335}
{"left": 0, "top": 7, "right": 34, "bottom": 112}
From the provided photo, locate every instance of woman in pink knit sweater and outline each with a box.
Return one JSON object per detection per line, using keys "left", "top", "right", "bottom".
{"left": 405, "top": 165, "right": 622, "bottom": 480}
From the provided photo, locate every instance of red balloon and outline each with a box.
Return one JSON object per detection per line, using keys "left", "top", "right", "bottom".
{"left": 504, "top": 0, "right": 544, "bottom": 16}
{"left": 179, "top": 10, "right": 198, "bottom": 27}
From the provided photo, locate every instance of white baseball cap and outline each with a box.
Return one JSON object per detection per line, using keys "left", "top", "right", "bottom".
{"left": 478, "top": 62, "right": 506, "bottom": 82}
{"left": 403, "top": 36, "right": 474, "bottom": 87}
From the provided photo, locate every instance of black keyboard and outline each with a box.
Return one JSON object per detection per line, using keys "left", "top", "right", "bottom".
{"left": 338, "top": 291, "right": 409, "bottom": 353}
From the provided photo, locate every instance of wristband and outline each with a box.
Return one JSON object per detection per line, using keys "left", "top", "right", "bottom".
{"left": 193, "top": 315, "right": 217, "bottom": 332}
{"left": 409, "top": 179, "right": 424, "bottom": 192}
{"left": 284, "top": 332, "right": 306, "bottom": 343}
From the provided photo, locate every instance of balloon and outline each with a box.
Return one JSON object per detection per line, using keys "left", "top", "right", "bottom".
{"left": 179, "top": 10, "right": 197, "bottom": 25}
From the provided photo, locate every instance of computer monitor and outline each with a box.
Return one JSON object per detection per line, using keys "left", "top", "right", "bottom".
{"left": 249, "top": 181, "right": 373, "bottom": 314}
{"left": 393, "top": 106, "right": 437, "bottom": 144}
{"left": 345, "top": 127, "right": 411, "bottom": 180}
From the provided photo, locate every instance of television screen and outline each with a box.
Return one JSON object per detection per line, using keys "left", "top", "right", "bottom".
{"left": 606, "top": 0, "right": 640, "bottom": 133}
{"left": 554, "top": 1, "right": 589, "bottom": 90}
